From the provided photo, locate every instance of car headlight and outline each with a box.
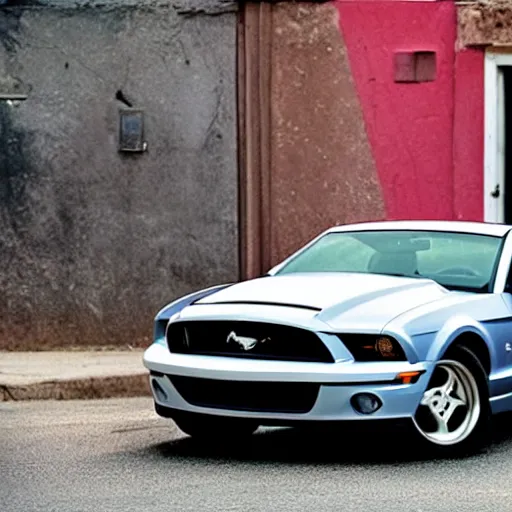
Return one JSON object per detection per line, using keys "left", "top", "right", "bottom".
{"left": 338, "top": 334, "right": 407, "bottom": 361}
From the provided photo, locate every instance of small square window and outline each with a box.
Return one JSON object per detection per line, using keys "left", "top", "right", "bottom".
{"left": 394, "top": 51, "right": 436, "bottom": 83}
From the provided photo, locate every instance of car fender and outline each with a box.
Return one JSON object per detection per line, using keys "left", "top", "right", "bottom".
{"left": 426, "top": 314, "right": 496, "bottom": 368}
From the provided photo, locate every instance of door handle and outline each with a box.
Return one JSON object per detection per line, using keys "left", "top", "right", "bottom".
{"left": 491, "top": 184, "right": 500, "bottom": 198}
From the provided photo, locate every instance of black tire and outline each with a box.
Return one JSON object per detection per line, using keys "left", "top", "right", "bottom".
{"left": 172, "top": 411, "right": 259, "bottom": 441}
{"left": 412, "top": 344, "right": 491, "bottom": 457}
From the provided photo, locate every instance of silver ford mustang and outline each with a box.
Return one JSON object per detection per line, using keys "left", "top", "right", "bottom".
{"left": 143, "top": 220, "right": 512, "bottom": 455}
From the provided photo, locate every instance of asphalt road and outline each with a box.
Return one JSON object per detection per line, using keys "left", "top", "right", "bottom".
{"left": 2, "top": 398, "right": 512, "bottom": 512}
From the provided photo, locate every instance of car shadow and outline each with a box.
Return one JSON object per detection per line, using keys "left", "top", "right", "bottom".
{"left": 491, "top": 411, "right": 512, "bottom": 444}
{"left": 142, "top": 416, "right": 512, "bottom": 466}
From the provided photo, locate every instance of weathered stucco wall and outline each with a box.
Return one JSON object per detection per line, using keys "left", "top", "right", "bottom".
{"left": 455, "top": 0, "right": 507, "bottom": 221}
{"left": 241, "top": 0, "right": 481, "bottom": 272}
{"left": 458, "top": 0, "right": 512, "bottom": 47}
{"left": 267, "top": 0, "right": 485, "bottom": 241}
{"left": 336, "top": 0, "right": 458, "bottom": 221}
{"left": 268, "top": 2, "right": 385, "bottom": 266}
{"left": 452, "top": 46, "right": 484, "bottom": 221}
{"left": 0, "top": 0, "right": 238, "bottom": 349}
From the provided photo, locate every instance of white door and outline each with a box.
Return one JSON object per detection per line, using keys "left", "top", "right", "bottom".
{"left": 484, "top": 52, "right": 512, "bottom": 223}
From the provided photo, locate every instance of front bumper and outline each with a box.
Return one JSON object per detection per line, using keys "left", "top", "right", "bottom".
{"left": 143, "top": 343, "right": 433, "bottom": 422}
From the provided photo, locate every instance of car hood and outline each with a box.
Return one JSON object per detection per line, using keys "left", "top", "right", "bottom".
{"left": 195, "top": 273, "right": 449, "bottom": 332}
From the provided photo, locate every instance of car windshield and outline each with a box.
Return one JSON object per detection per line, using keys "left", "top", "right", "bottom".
{"left": 275, "top": 230, "right": 504, "bottom": 292}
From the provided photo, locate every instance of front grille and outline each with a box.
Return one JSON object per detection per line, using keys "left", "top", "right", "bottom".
{"left": 166, "top": 320, "right": 334, "bottom": 363}
{"left": 169, "top": 375, "right": 319, "bottom": 413}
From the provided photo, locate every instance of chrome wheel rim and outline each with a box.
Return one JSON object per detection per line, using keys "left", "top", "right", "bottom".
{"left": 413, "top": 360, "right": 480, "bottom": 446}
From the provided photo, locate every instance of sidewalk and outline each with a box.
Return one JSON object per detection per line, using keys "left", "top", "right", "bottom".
{"left": 0, "top": 350, "right": 150, "bottom": 401}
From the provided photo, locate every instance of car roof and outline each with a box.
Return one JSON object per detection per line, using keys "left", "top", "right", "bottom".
{"left": 326, "top": 220, "right": 512, "bottom": 237}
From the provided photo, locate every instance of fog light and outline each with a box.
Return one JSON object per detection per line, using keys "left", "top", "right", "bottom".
{"left": 351, "top": 393, "right": 382, "bottom": 415}
{"left": 151, "top": 379, "right": 168, "bottom": 402}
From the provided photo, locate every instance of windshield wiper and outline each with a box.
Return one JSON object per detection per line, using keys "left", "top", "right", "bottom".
{"left": 369, "top": 272, "right": 422, "bottom": 279}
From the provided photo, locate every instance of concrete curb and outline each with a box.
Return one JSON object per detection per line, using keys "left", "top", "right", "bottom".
{"left": 0, "top": 373, "right": 151, "bottom": 402}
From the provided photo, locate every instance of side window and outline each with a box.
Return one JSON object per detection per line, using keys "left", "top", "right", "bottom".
{"left": 505, "top": 262, "right": 512, "bottom": 292}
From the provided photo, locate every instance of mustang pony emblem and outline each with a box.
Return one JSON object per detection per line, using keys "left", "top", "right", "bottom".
{"left": 226, "top": 331, "right": 269, "bottom": 351}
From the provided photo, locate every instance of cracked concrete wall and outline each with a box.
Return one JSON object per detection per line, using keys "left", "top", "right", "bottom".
{"left": 0, "top": 3, "right": 238, "bottom": 349}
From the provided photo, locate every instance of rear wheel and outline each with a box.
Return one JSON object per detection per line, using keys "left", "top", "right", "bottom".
{"left": 412, "top": 345, "right": 490, "bottom": 456}
{"left": 173, "top": 411, "right": 259, "bottom": 441}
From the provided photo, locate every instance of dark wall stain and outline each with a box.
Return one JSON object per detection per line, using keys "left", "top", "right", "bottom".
{"left": 0, "top": 102, "right": 35, "bottom": 241}
{"left": 0, "top": 100, "right": 39, "bottom": 346}
{"left": 0, "top": 8, "right": 23, "bottom": 53}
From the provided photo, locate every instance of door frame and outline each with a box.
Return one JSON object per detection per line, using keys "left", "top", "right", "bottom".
{"left": 484, "top": 50, "right": 512, "bottom": 223}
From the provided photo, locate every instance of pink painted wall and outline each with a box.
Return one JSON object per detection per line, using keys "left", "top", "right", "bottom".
{"left": 335, "top": 0, "right": 484, "bottom": 221}
{"left": 453, "top": 48, "right": 485, "bottom": 221}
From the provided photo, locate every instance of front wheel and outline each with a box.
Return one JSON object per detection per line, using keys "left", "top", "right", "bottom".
{"left": 412, "top": 345, "right": 490, "bottom": 456}
{"left": 173, "top": 411, "right": 259, "bottom": 441}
